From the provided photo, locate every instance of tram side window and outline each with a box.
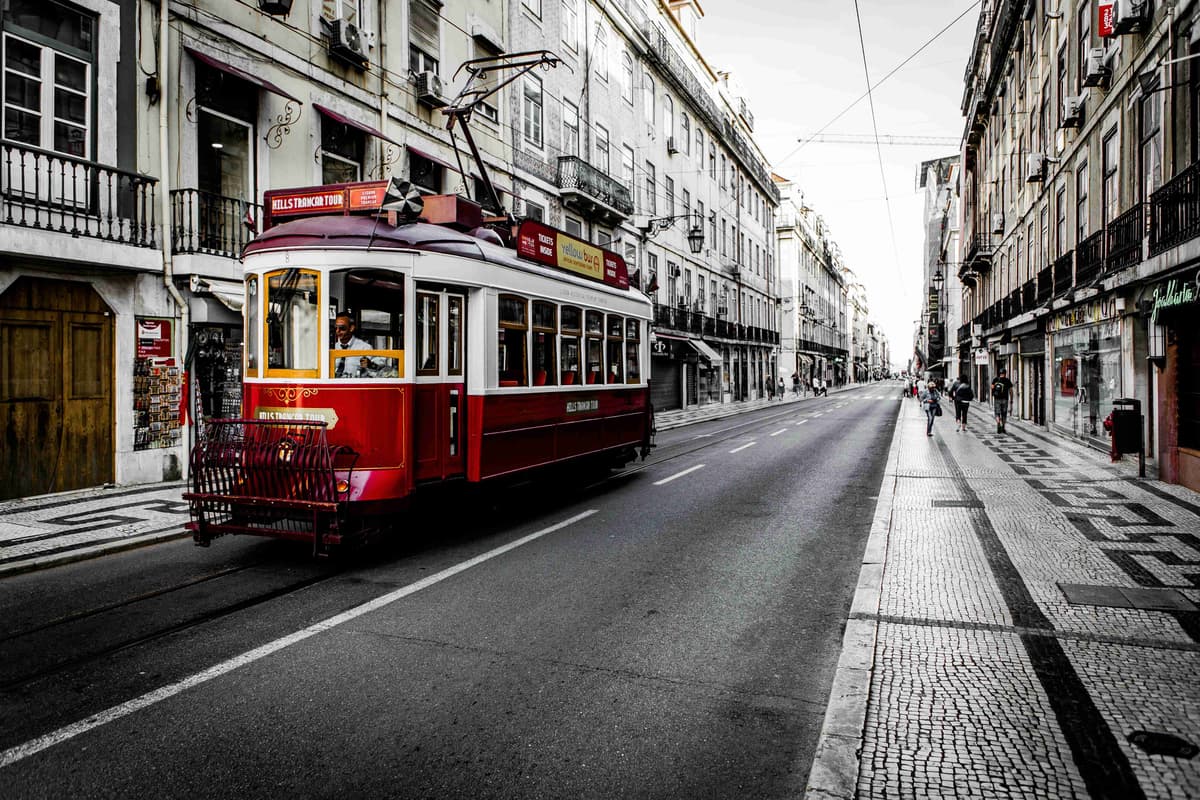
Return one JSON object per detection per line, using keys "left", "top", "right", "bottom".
{"left": 417, "top": 292, "right": 439, "bottom": 374}
{"left": 447, "top": 296, "right": 463, "bottom": 376}
{"left": 266, "top": 269, "right": 319, "bottom": 376}
{"left": 606, "top": 314, "right": 624, "bottom": 384}
{"left": 498, "top": 294, "right": 528, "bottom": 386}
{"left": 585, "top": 310, "right": 604, "bottom": 384}
{"left": 625, "top": 319, "right": 641, "bottom": 383}
{"left": 560, "top": 305, "right": 582, "bottom": 385}
{"left": 245, "top": 276, "right": 260, "bottom": 377}
{"left": 532, "top": 300, "right": 557, "bottom": 386}
{"left": 328, "top": 269, "right": 405, "bottom": 378}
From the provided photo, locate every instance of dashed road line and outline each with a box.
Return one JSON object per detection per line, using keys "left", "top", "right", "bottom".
{"left": 729, "top": 442, "right": 756, "bottom": 454}
{"left": 770, "top": 429, "right": 788, "bottom": 437}
{"left": 653, "top": 464, "right": 706, "bottom": 485}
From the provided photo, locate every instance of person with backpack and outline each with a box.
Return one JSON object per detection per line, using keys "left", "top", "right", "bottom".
{"left": 991, "top": 367, "right": 1014, "bottom": 433}
{"left": 953, "top": 376, "right": 975, "bottom": 431}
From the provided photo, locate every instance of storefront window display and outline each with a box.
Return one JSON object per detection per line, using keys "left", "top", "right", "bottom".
{"left": 1051, "top": 318, "right": 1121, "bottom": 446}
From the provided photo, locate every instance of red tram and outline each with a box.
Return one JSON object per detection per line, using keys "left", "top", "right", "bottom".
{"left": 184, "top": 181, "right": 654, "bottom": 552}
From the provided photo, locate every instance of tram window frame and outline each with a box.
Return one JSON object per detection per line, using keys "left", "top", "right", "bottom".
{"left": 532, "top": 300, "right": 557, "bottom": 386}
{"left": 606, "top": 314, "right": 624, "bottom": 384}
{"left": 447, "top": 295, "right": 464, "bottom": 376}
{"left": 327, "top": 269, "right": 406, "bottom": 379}
{"left": 264, "top": 269, "right": 320, "bottom": 378}
{"left": 498, "top": 294, "right": 529, "bottom": 387}
{"left": 624, "top": 319, "right": 640, "bottom": 384}
{"left": 560, "top": 305, "right": 582, "bottom": 385}
{"left": 245, "top": 276, "right": 260, "bottom": 377}
{"left": 416, "top": 292, "right": 440, "bottom": 375}
{"left": 585, "top": 310, "right": 604, "bottom": 384}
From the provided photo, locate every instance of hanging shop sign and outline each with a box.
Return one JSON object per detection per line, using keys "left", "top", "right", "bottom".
{"left": 1098, "top": 2, "right": 1115, "bottom": 37}
{"left": 1147, "top": 268, "right": 1200, "bottom": 326}
{"left": 1049, "top": 296, "right": 1122, "bottom": 332}
{"left": 136, "top": 317, "right": 172, "bottom": 359}
{"left": 974, "top": 348, "right": 990, "bottom": 365}
{"left": 928, "top": 289, "right": 940, "bottom": 316}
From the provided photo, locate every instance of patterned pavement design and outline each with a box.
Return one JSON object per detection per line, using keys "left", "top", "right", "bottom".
{"left": 806, "top": 396, "right": 1200, "bottom": 799}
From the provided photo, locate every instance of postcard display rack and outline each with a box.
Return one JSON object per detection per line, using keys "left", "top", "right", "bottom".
{"left": 133, "top": 357, "right": 182, "bottom": 450}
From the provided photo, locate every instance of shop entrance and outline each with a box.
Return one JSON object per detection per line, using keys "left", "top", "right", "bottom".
{"left": 0, "top": 277, "right": 114, "bottom": 499}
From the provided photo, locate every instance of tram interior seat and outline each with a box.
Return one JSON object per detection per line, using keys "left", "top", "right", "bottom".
{"left": 562, "top": 371, "right": 576, "bottom": 385}
{"left": 587, "top": 371, "right": 598, "bottom": 384}
{"left": 499, "top": 380, "right": 518, "bottom": 387}
{"left": 534, "top": 370, "right": 547, "bottom": 386}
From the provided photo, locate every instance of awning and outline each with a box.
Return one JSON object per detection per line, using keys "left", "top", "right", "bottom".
{"left": 407, "top": 145, "right": 511, "bottom": 195}
{"left": 185, "top": 46, "right": 299, "bottom": 102}
{"left": 796, "top": 354, "right": 814, "bottom": 366}
{"left": 314, "top": 104, "right": 400, "bottom": 146}
{"left": 193, "top": 277, "right": 244, "bottom": 312}
{"left": 688, "top": 338, "right": 723, "bottom": 367}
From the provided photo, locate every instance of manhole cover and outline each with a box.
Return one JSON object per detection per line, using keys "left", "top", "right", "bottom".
{"left": 1127, "top": 730, "right": 1199, "bottom": 759}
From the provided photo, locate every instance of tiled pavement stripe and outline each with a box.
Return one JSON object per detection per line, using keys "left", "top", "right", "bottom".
{"left": 0, "top": 483, "right": 185, "bottom": 515}
{"left": 934, "top": 435, "right": 1146, "bottom": 800}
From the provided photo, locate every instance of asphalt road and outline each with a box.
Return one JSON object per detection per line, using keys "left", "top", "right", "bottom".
{"left": 0, "top": 386, "right": 902, "bottom": 799}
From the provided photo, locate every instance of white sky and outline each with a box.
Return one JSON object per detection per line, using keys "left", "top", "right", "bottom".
{"left": 696, "top": 0, "right": 980, "bottom": 367}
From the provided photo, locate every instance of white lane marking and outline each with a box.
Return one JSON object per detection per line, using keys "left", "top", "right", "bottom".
{"left": 794, "top": 419, "right": 809, "bottom": 426}
{"left": 729, "top": 442, "right": 757, "bottom": 453}
{"left": 0, "top": 509, "right": 599, "bottom": 770}
{"left": 691, "top": 433, "right": 715, "bottom": 439}
{"left": 653, "top": 464, "right": 706, "bottom": 485}
{"left": 770, "top": 428, "right": 788, "bottom": 437}
{"left": 812, "top": 412, "right": 824, "bottom": 417}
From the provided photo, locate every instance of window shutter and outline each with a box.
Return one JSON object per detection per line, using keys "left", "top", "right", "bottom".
{"left": 410, "top": 0, "right": 441, "bottom": 60}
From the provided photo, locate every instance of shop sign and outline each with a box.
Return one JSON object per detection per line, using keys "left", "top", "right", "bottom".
{"left": 928, "top": 290, "right": 940, "bottom": 316}
{"left": 136, "top": 317, "right": 172, "bottom": 359}
{"left": 255, "top": 406, "right": 339, "bottom": 429}
{"left": 651, "top": 338, "right": 669, "bottom": 356}
{"left": 1049, "top": 296, "right": 1121, "bottom": 332}
{"left": 1098, "top": 2, "right": 1115, "bottom": 37}
{"left": 974, "top": 348, "right": 989, "bottom": 365}
{"left": 515, "top": 220, "right": 629, "bottom": 289}
{"left": 1148, "top": 269, "right": 1200, "bottom": 326}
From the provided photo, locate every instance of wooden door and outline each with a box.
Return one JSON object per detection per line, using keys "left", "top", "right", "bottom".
{"left": 0, "top": 279, "right": 113, "bottom": 499}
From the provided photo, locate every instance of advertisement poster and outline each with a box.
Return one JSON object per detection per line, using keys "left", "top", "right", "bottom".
{"left": 136, "top": 318, "right": 172, "bottom": 359}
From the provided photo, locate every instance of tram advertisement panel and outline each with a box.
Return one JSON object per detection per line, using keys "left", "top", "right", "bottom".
{"left": 516, "top": 220, "right": 629, "bottom": 290}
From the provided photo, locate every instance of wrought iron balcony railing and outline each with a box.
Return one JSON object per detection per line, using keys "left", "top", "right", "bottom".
{"left": 171, "top": 189, "right": 262, "bottom": 259}
{"left": 1150, "top": 159, "right": 1200, "bottom": 257}
{"left": 1053, "top": 251, "right": 1074, "bottom": 295}
{"left": 556, "top": 156, "right": 634, "bottom": 217}
{"left": 1106, "top": 203, "right": 1145, "bottom": 272}
{"left": 1075, "top": 230, "right": 1106, "bottom": 285}
{"left": 1, "top": 140, "right": 157, "bottom": 247}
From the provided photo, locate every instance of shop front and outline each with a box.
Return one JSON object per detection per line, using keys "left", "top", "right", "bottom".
{"left": 1049, "top": 296, "right": 1123, "bottom": 450}
{"left": 1146, "top": 265, "right": 1200, "bottom": 492}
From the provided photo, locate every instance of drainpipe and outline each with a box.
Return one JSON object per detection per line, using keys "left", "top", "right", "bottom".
{"left": 160, "top": 0, "right": 190, "bottom": 474}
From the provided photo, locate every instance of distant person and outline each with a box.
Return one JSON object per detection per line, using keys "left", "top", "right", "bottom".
{"left": 991, "top": 368, "right": 1014, "bottom": 433}
{"left": 792, "top": 372, "right": 801, "bottom": 397}
{"left": 953, "top": 376, "right": 974, "bottom": 432}
{"left": 777, "top": 376, "right": 786, "bottom": 400}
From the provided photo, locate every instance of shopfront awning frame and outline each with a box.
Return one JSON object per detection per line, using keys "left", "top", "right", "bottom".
{"left": 688, "top": 338, "right": 723, "bottom": 367}
{"left": 185, "top": 46, "right": 299, "bottom": 102}
{"left": 314, "top": 103, "right": 400, "bottom": 146}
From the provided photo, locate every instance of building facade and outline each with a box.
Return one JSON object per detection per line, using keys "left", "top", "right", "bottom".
{"left": 915, "top": 155, "right": 963, "bottom": 382}
{"left": 958, "top": 0, "right": 1200, "bottom": 491}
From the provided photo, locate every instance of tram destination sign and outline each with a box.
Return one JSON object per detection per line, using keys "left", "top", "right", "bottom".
{"left": 516, "top": 220, "right": 630, "bottom": 290}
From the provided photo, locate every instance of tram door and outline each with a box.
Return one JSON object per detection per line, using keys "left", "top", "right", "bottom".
{"left": 413, "top": 289, "right": 466, "bottom": 481}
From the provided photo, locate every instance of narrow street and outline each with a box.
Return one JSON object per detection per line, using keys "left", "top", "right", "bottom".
{"left": 0, "top": 390, "right": 901, "bottom": 798}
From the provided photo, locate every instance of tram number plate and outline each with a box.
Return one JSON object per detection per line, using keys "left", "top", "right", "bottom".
{"left": 565, "top": 399, "right": 599, "bottom": 414}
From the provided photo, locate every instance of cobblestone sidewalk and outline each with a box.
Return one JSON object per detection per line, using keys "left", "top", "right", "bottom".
{"left": 806, "top": 399, "right": 1200, "bottom": 798}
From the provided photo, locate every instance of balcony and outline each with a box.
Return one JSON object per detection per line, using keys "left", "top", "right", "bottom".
{"left": 958, "top": 324, "right": 972, "bottom": 343}
{"left": 556, "top": 156, "right": 633, "bottom": 225}
{"left": 1053, "top": 251, "right": 1074, "bottom": 295}
{"left": 1105, "top": 203, "right": 1144, "bottom": 272}
{"left": 171, "top": 189, "right": 262, "bottom": 259}
{"left": 1150, "top": 159, "right": 1200, "bottom": 257}
{"left": 962, "top": 233, "right": 996, "bottom": 273}
{"left": 1, "top": 140, "right": 157, "bottom": 248}
{"left": 1074, "top": 230, "right": 1106, "bottom": 285}
{"left": 1036, "top": 265, "right": 1053, "bottom": 303}
{"left": 1021, "top": 279, "right": 1036, "bottom": 310}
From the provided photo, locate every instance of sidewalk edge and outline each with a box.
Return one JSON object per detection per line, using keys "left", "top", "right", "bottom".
{"left": 0, "top": 530, "right": 189, "bottom": 578}
{"left": 803, "top": 398, "right": 906, "bottom": 799}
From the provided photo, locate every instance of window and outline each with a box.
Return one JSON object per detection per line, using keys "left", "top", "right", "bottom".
{"left": 708, "top": 141, "right": 716, "bottom": 178}
{"left": 664, "top": 176, "right": 675, "bottom": 217}
{"left": 667, "top": 262, "right": 678, "bottom": 306}
{"left": 620, "top": 51, "right": 633, "bottom": 104}
{"left": 245, "top": 276, "right": 260, "bottom": 377}
{"left": 1040, "top": 205, "right": 1049, "bottom": 271}
{"left": 682, "top": 188, "right": 691, "bottom": 220}
{"left": 498, "top": 294, "right": 528, "bottom": 386}
{"left": 1076, "top": 1, "right": 1090, "bottom": 94}
{"left": 416, "top": 292, "right": 440, "bottom": 375}
{"left": 408, "top": 0, "right": 440, "bottom": 76}
{"left": 1027, "top": 222, "right": 1036, "bottom": 279}
{"left": 683, "top": 269, "right": 692, "bottom": 304}
{"left": 523, "top": 200, "right": 545, "bottom": 221}
{"left": 681, "top": 113, "right": 691, "bottom": 155}
{"left": 606, "top": 315, "right": 624, "bottom": 383}
{"left": 447, "top": 295, "right": 463, "bottom": 376}
{"left": 645, "top": 161, "right": 656, "bottom": 215}
{"left": 642, "top": 72, "right": 655, "bottom": 126}
{"left": 663, "top": 95, "right": 674, "bottom": 140}
{"left": 1057, "top": 46, "right": 1068, "bottom": 130}
{"left": 719, "top": 154, "right": 727, "bottom": 189}
{"left": 560, "top": 306, "right": 581, "bottom": 384}
{"left": 621, "top": 145, "right": 635, "bottom": 192}
{"left": 265, "top": 269, "right": 317, "bottom": 376}
{"left": 532, "top": 301, "right": 557, "bottom": 386}
{"left": 593, "top": 28, "right": 608, "bottom": 81}
{"left": 409, "top": 149, "right": 443, "bottom": 193}
{"left": 1140, "top": 92, "right": 1162, "bottom": 200}
{"left": 585, "top": 310, "right": 604, "bottom": 384}
{"left": 1075, "top": 160, "right": 1088, "bottom": 243}
{"left": 1055, "top": 185, "right": 1067, "bottom": 256}
{"left": 322, "top": 0, "right": 359, "bottom": 25}
{"left": 646, "top": 253, "right": 658, "bottom": 303}
{"left": 522, "top": 0, "right": 541, "bottom": 18}
{"left": 561, "top": 0, "right": 578, "bottom": 51}
{"left": 696, "top": 126, "right": 703, "bottom": 162}
{"left": 328, "top": 269, "right": 405, "bottom": 378}
{"left": 471, "top": 38, "right": 501, "bottom": 124}
{"left": 1101, "top": 128, "right": 1118, "bottom": 226}
{"left": 564, "top": 215, "right": 582, "bottom": 237}
{"left": 523, "top": 74, "right": 543, "bottom": 147}
{"left": 595, "top": 123, "right": 610, "bottom": 174}
{"left": 563, "top": 99, "right": 579, "bottom": 157}
{"left": 624, "top": 319, "right": 640, "bottom": 383}
{"left": 319, "top": 114, "right": 364, "bottom": 184}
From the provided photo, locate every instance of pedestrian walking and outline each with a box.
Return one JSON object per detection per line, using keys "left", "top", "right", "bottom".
{"left": 920, "top": 379, "right": 943, "bottom": 436}
{"left": 952, "top": 375, "right": 974, "bottom": 431}
{"left": 791, "top": 371, "right": 800, "bottom": 397}
{"left": 777, "top": 376, "right": 785, "bottom": 400}
{"left": 991, "top": 368, "right": 1013, "bottom": 433}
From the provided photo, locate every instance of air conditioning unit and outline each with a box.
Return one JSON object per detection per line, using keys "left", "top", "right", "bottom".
{"left": 1113, "top": 0, "right": 1150, "bottom": 34}
{"left": 414, "top": 71, "right": 446, "bottom": 108}
{"left": 1061, "top": 95, "right": 1083, "bottom": 128}
{"left": 991, "top": 212, "right": 1005, "bottom": 233}
{"left": 329, "top": 19, "right": 367, "bottom": 68}
{"left": 1083, "top": 48, "right": 1110, "bottom": 87}
{"left": 1025, "top": 153, "right": 1046, "bottom": 183}
{"left": 667, "top": 136, "right": 678, "bottom": 155}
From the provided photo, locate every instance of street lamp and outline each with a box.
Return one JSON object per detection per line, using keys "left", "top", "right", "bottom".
{"left": 639, "top": 212, "right": 705, "bottom": 254}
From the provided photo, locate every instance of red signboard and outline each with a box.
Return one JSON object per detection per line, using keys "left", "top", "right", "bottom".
{"left": 515, "top": 219, "right": 629, "bottom": 290}
{"left": 267, "top": 188, "right": 348, "bottom": 218}
{"left": 136, "top": 317, "right": 172, "bottom": 359}
{"left": 1098, "top": 2, "right": 1115, "bottom": 37}
{"left": 262, "top": 181, "right": 390, "bottom": 227}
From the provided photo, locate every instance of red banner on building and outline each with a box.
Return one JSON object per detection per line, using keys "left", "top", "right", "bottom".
{"left": 515, "top": 220, "right": 629, "bottom": 290}
{"left": 1098, "top": 2, "right": 1115, "bottom": 37}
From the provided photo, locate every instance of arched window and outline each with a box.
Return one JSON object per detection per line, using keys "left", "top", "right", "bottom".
{"left": 663, "top": 95, "right": 674, "bottom": 140}
{"left": 620, "top": 52, "right": 633, "bottom": 104}
{"left": 642, "top": 72, "right": 655, "bottom": 126}
{"left": 680, "top": 114, "right": 691, "bottom": 155}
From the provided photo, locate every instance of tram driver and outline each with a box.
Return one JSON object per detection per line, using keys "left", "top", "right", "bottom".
{"left": 332, "top": 311, "right": 383, "bottom": 378}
